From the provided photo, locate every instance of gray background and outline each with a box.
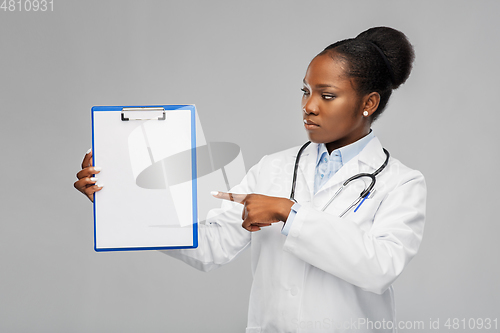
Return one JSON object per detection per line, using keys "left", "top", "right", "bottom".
{"left": 1, "top": 0, "right": 499, "bottom": 332}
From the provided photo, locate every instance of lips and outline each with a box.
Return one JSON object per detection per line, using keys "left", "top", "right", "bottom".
{"left": 304, "top": 119, "right": 319, "bottom": 130}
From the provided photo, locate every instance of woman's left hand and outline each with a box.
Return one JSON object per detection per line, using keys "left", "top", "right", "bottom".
{"left": 212, "top": 192, "right": 294, "bottom": 232}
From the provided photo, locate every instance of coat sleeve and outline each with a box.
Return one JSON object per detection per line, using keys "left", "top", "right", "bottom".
{"left": 160, "top": 156, "right": 266, "bottom": 272}
{"left": 282, "top": 168, "right": 426, "bottom": 294}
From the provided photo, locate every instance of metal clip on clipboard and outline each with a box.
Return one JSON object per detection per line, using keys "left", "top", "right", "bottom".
{"left": 121, "top": 107, "right": 166, "bottom": 121}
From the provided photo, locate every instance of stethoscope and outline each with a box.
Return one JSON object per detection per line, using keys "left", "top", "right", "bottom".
{"left": 289, "top": 141, "right": 390, "bottom": 217}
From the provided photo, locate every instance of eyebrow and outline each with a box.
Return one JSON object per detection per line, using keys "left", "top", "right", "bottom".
{"left": 302, "top": 79, "right": 339, "bottom": 90}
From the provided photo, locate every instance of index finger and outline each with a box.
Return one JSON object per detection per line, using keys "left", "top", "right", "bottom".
{"left": 211, "top": 191, "right": 247, "bottom": 204}
{"left": 81, "top": 149, "right": 93, "bottom": 169}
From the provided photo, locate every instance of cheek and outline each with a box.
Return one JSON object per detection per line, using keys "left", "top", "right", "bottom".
{"left": 301, "top": 96, "right": 308, "bottom": 107}
{"left": 325, "top": 101, "right": 351, "bottom": 123}
{"left": 333, "top": 100, "right": 360, "bottom": 122}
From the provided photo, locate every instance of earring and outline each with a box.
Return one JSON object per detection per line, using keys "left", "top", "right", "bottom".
{"left": 363, "top": 111, "right": 369, "bottom": 117}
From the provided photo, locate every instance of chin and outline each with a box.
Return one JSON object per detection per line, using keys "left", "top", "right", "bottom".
{"left": 306, "top": 134, "right": 329, "bottom": 144}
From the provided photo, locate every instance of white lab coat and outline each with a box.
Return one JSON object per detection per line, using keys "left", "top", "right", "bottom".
{"left": 164, "top": 137, "right": 426, "bottom": 333}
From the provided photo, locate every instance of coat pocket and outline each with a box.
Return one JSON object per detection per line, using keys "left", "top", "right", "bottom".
{"left": 347, "top": 197, "right": 383, "bottom": 230}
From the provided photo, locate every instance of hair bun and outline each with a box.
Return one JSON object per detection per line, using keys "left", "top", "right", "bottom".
{"left": 356, "top": 27, "right": 415, "bottom": 89}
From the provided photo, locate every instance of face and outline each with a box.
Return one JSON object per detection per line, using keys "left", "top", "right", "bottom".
{"left": 302, "top": 53, "right": 371, "bottom": 153}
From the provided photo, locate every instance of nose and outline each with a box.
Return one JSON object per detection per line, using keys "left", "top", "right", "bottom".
{"left": 303, "top": 97, "right": 318, "bottom": 116}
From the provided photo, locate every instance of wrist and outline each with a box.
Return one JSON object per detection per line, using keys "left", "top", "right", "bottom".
{"left": 279, "top": 198, "right": 294, "bottom": 221}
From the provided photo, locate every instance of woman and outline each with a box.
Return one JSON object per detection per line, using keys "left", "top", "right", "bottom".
{"left": 75, "top": 27, "right": 426, "bottom": 333}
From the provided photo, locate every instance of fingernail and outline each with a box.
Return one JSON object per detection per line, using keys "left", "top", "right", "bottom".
{"left": 94, "top": 167, "right": 102, "bottom": 172}
{"left": 86, "top": 148, "right": 92, "bottom": 154}
{"left": 210, "top": 191, "right": 219, "bottom": 196}
{"left": 90, "top": 177, "right": 98, "bottom": 182}
{"left": 97, "top": 184, "right": 104, "bottom": 188}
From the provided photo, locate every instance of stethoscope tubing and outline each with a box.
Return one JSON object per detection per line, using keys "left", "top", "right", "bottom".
{"left": 289, "top": 141, "right": 390, "bottom": 217}
{"left": 289, "top": 141, "right": 311, "bottom": 203}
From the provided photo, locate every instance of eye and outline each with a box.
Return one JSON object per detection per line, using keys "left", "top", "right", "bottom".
{"left": 301, "top": 88, "right": 310, "bottom": 96}
{"left": 322, "top": 94, "right": 335, "bottom": 100}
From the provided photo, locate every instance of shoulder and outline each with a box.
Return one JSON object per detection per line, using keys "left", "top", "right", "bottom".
{"left": 244, "top": 144, "right": 312, "bottom": 187}
{"left": 376, "top": 152, "right": 426, "bottom": 205}
{"left": 255, "top": 143, "right": 316, "bottom": 171}
{"left": 252, "top": 144, "right": 301, "bottom": 164}
{"left": 384, "top": 156, "right": 426, "bottom": 199}
{"left": 365, "top": 137, "right": 424, "bottom": 178}
{"left": 360, "top": 137, "right": 426, "bottom": 197}
{"left": 387, "top": 155, "right": 424, "bottom": 178}
{"left": 267, "top": 145, "right": 305, "bottom": 159}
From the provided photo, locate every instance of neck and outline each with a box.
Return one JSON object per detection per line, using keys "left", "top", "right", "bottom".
{"left": 325, "top": 130, "right": 371, "bottom": 154}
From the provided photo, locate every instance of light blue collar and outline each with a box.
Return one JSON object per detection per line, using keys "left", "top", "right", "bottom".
{"left": 316, "top": 130, "right": 375, "bottom": 167}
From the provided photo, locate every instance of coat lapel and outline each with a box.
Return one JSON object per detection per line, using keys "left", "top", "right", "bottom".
{"left": 291, "top": 142, "right": 318, "bottom": 201}
{"left": 356, "top": 137, "right": 388, "bottom": 172}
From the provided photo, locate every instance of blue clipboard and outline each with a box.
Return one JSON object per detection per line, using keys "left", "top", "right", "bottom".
{"left": 91, "top": 105, "right": 198, "bottom": 252}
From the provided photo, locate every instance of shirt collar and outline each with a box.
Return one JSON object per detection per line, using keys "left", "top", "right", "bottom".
{"left": 316, "top": 130, "right": 375, "bottom": 167}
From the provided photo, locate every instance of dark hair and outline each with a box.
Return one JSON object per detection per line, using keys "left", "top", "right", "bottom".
{"left": 320, "top": 27, "right": 415, "bottom": 121}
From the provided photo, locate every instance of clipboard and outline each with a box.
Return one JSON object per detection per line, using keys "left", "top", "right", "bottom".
{"left": 91, "top": 105, "right": 198, "bottom": 252}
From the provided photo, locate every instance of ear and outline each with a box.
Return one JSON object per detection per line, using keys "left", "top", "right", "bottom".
{"left": 361, "top": 92, "right": 380, "bottom": 117}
